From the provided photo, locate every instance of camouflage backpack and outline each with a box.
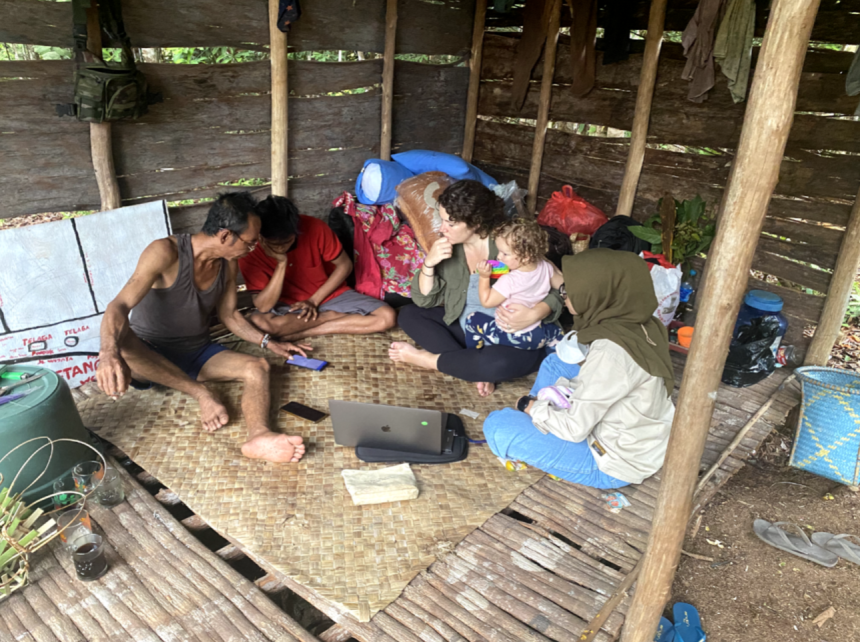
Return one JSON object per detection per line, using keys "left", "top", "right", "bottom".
{"left": 60, "top": 0, "right": 152, "bottom": 123}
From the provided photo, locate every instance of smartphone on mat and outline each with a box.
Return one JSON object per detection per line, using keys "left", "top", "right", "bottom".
{"left": 281, "top": 402, "right": 328, "bottom": 423}
{"left": 285, "top": 355, "right": 329, "bottom": 371}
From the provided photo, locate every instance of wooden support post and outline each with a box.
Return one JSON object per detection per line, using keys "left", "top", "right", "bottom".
{"left": 526, "top": 0, "right": 562, "bottom": 216}
{"left": 580, "top": 371, "right": 796, "bottom": 642}
{"left": 90, "top": 123, "right": 121, "bottom": 211}
{"left": 86, "top": 1, "right": 121, "bottom": 211}
{"left": 462, "top": 0, "right": 488, "bottom": 163}
{"left": 805, "top": 186, "right": 860, "bottom": 366}
{"left": 268, "top": 0, "right": 289, "bottom": 196}
{"left": 619, "top": 0, "right": 822, "bottom": 640}
{"left": 614, "top": 0, "right": 667, "bottom": 218}
{"left": 380, "top": 0, "right": 398, "bottom": 161}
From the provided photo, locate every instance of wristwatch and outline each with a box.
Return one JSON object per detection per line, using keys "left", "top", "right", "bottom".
{"left": 516, "top": 395, "right": 536, "bottom": 413}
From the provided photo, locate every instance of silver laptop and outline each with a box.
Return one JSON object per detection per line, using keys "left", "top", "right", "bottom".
{"left": 329, "top": 400, "right": 448, "bottom": 455}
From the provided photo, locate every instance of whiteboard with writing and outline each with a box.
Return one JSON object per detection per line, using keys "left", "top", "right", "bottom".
{"left": 0, "top": 201, "right": 171, "bottom": 388}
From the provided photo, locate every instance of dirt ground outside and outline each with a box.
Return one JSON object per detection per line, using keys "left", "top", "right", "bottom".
{"left": 670, "top": 423, "right": 860, "bottom": 641}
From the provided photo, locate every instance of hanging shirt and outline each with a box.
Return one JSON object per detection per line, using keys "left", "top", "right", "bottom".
{"left": 681, "top": 0, "right": 726, "bottom": 103}
{"left": 569, "top": 0, "right": 598, "bottom": 97}
{"left": 848, "top": 49, "right": 860, "bottom": 116}
{"left": 714, "top": 0, "right": 756, "bottom": 104}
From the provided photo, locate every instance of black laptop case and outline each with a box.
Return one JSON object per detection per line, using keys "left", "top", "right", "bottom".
{"left": 355, "top": 414, "right": 468, "bottom": 464}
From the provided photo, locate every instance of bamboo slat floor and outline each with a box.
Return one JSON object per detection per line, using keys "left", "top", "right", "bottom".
{"left": 279, "top": 356, "right": 800, "bottom": 642}
{"left": 73, "top": 331, "right": 546, "bottom": 621}
{"left": 67, "top": 340, "right": 799, "bottom": 642}
{"left": 0, "top": 462, "right": 320, "bottom": 642}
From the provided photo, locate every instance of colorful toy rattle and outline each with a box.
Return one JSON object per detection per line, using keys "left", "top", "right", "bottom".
{"left": 487, "top": 260, "right": 509, "bottom": 278}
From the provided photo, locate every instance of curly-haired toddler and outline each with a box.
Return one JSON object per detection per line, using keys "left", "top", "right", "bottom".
{"left": 465, "top": 219, "right": 563, "bottom": 350}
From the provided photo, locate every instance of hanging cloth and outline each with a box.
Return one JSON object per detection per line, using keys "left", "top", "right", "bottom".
{"left": 511, "top": 0, "right": 553, "bottom": 111}
{"left": 568, "top": 0, "right": 598, "bottom": 97}
{"left": 714, "top": 0, "right": 756, "bottom": 103}
{"left": 601, "top": 0, "right": 633, "bottom": 66}
{"left": 681, "top": 0, "right": 726, "bottom": 103}
{"left": 847, "top": 49, "right": 860, "bottom": 116}
{"left": 277, "top": 0, "right": 301, "bottom": 32}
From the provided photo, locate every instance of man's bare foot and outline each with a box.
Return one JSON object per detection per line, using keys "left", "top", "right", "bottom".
{"left": 388, "top": 342, "right": 440, "bottom": 371}
{"left": 241, "top": 432, "right": 305, "bottom": 463}
{"left": 476, "top": 381, "right": 496, "bottom": 397}
{"left": 197, "top": 392, "right": 229, "bottom": 432}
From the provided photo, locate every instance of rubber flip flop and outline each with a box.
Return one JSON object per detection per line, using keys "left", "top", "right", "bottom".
{"left": 654, "top": 616, "right": 675, "bottom": 642}
{"left": 753, "top": 519, "right": 839, "bottom": 567}
{"left": 673, "top": 603, "right": 706, "bottom": 642}
{"left": 811, "top": 532, "right": 860, "bottom": 566}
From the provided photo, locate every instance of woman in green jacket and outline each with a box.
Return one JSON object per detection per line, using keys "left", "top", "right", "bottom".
{"left": 389, "top": 180, "right": 564, "bottom": 397}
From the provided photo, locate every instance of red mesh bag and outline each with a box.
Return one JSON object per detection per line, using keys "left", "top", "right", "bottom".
{"left": 537, "top": 185, "right": 608, "bottom": 236}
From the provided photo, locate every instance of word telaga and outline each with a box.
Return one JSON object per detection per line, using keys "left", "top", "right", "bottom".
{"left": 64, "top": 326, "right": 90, "bottom": 336}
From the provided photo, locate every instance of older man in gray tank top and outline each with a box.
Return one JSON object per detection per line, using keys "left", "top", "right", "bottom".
{"left": 97, "top": 192, "right": 310, "bottom": 464}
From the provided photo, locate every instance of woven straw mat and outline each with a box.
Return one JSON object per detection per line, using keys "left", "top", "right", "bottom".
{"left": 75, "top": 330, "right": 544, "bottom": 621}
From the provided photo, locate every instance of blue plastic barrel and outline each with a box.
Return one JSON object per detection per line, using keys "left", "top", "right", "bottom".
{"left": 733, "top": 290, "right": 788, "bottom": 357}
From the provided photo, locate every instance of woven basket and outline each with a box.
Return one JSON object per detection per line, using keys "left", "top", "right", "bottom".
{"left": 570, "top": 233, "right": 591, "bottom": 254}
{"left": 789, "top": 367, "right": 860, "bottom": 485}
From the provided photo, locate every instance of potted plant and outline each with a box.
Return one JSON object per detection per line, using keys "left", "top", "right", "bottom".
{"left": 630, "top": 195, "right": 716, "bottom": 329}
{"left": 630, "top": 194, "right": 716, "bottom": 266}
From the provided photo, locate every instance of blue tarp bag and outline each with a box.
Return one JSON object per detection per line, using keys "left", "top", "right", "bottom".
{"left": 355, "top": 159, "right": 415, "bottom": 205}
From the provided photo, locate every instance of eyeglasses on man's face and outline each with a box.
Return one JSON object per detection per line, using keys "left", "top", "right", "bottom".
{"left": 229, "top": 230, "right": 259, "bottom": 251}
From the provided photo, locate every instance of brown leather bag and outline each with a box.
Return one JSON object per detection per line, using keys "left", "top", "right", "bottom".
{"left": 395, "top": 172, "right": 453, "bottom": 252}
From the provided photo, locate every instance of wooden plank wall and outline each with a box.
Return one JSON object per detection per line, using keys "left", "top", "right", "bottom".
{"left": 1, "top": 0, "right": 474, "bottom": 54}
{"left": 474, "top": 0, "right": 859, "bottom": 354}
{"left": 0, "top": 0, "right": 473, "bottom": 227}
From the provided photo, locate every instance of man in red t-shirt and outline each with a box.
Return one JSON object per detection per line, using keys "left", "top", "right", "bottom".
{"left": 239, "top": 196, "right": 396, "bottom": 340}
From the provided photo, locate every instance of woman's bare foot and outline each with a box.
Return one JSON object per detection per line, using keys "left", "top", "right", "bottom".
{"left": 241, "top": 432, "right": 305, "bottom": 463}
{"left": 476, "top": 381, "right": 496, "bottom": 397}
{"left": 196, "top": 392, "right": 230, "bottom": 432}
{"left": 388, "top": 342, "right": 440, "bottom": 371}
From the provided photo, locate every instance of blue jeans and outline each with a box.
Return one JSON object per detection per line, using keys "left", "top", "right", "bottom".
{"left": 483, "top": 354, "right": 629, "bottom": 489}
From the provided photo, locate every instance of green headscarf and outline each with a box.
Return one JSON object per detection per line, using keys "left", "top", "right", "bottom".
{"left": 562, "top": 249, "right": 675, "bottom": 396}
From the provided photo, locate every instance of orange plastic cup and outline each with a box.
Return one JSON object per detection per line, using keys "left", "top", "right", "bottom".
{"left": 677, "top": 326, "right": 694, "bottom": 348}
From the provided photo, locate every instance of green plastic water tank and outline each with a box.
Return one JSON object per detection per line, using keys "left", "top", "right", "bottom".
{"left": 0, "top": 365, "right": 95, "bottom": 505}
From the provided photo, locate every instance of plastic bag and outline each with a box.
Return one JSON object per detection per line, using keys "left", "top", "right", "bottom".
{"left": 492, "top": 180, "right": 528, "bottom": 219}
{"left": 537, "top": 185, "right": 608, "bottom": 236}
{"left": 721, "top": 317, "right": 779, "bottom": 388}
{"left": 641, "top": 252, "right": 682, "bottom": 326}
